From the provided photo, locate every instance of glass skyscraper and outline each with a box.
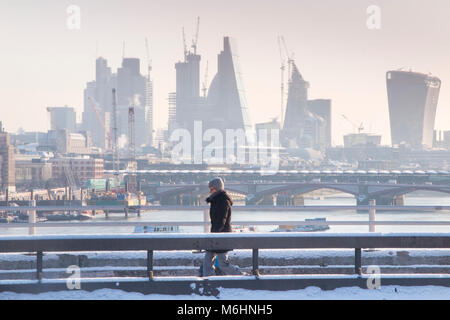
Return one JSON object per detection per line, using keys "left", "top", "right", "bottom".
{"left": 386, "top": 70, "right": 441, "bottom": 149}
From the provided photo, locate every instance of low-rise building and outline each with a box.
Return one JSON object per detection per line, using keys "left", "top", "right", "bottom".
{"left": 50, "top": 157, "right": 104, "bottom": 186}
{"left": 15, "top": 158, "right": 52, "bottom": 188}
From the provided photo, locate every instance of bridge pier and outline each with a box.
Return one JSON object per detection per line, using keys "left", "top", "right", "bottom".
{"left": 247, "top": 194, "right": 277, "bottom": 206}
{"left": 276, "top": 194, "right": 291, "bottom": 206}
{"left": 276, "top": 194, "right": 305, "bottom": 206}
{"left": 357, "top": 193, "right": 406, "bottom": 206}
{"left": 159, "top": 195, "right": 182, "bottom": 205}
{"left": 394, "top": 194, "right": 405, "bottom": 206}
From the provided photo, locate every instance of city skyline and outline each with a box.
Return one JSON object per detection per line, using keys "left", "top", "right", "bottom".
{"left": 1, "top": 0, "right": 450, "bottom": 146}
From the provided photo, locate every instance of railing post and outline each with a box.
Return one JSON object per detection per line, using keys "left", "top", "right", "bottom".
{"left": 147, "top": 250, "right": 154, "bottom": 280}
{"left": 36, "top": 251, "right": 43, "bottom": 280}
{"left": 28, "top": 199, "right": 36, "bottom": 235}
{"left": 369, "top": 199, "right": 376, "bottom": 232}
{"left": 354, "top": 248, "right": 362, "bottom": 275}
{"left": 203, "top": 209, "right": 210, "bottom": 233}
{"left": 252, "top": 248, "right": 259, "bottom": 276}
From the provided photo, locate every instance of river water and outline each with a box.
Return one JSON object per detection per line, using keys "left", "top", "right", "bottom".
{"left": 1, "top": 191, "right": 450, "bottom": 235}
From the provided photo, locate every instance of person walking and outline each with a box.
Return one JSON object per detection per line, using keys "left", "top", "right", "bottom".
{"left": 201, "top": 177, "right": 242, "bottom": 276}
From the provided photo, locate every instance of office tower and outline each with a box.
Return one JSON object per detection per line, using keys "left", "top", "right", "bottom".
{"left": 82, "top": 57, "right": 114, "bottom": 150}
{"left": 174, "top": 52, "right": 204, "bottom": 135}
{"left": 0, "top": 124, "right": 15, "bottom": 192}
{"left": 308, "top": 99, "right": 332, "bottom": 149}
{"left": 281, "top": 62, "right": 322, "bottom": 149}
{"left": 386, "top": 70, "right": 441, "bottom": 149}
{"left": 47, "top": 106, "right": 77, "bottom": 133}
{"left": 206, "top": 37, "right": 252, "bottom": 135}
{"left": 168, "top": 92, "right": 177, "bottom": 135}
{"left": 145, "top": 72, "right": 154, "bottom": 147}
{"left": 82, "top": 56, "right": 153, "bottom": 150}
{"left": 116, "top": 58, "right": 147, "bottom": 147}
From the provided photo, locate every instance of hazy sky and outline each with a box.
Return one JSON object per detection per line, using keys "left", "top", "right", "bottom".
{"left": 1, "top": 0, "right": 449, "bottom": 145}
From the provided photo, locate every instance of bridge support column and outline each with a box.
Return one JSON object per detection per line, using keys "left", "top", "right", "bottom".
{"left": 277, "top": 195, "right": 293, "bottom": 206}
{"left": 369, "top": 199, "right": 376, "bottom": 232}
{"left": 147, "top": 250, "right": 154, "bottom": 281}
{"left": 36, "top": 251, "right": 43, "bottom": 281}
{"left": 252, "top": 249, "right": 260, "bottom": 276}
{"left": 291, "top": 194, "right": 304, "bottom": 206}
{"left": 258, "top": 195, "right": 276, "bottom": 206}
{"left": 203, "top": 209, "right": 210, "bottom": 233}
{"left": 394, "top": 194, "right": 405, "bottom": 206}
{"left": 355, "top": 248, "right": 362, "bottom": 275}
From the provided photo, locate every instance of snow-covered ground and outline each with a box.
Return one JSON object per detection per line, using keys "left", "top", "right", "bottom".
{"left": 0, "top": 286, "right": 449, "bottom": 300}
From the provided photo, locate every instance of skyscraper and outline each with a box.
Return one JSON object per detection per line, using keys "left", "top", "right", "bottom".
{"left": 174, "top": 52, "right": 204, "bottom": 135}
{"left": 117, "top": 58, "right": 147, "bottom": 148}
{"left": 82, "top": 56, "right": 153, "bottom": 150}
{"left": 386, "top": 70, "right": 441, "bottom": 149}
{"left": 308, "top": 99, "right": 332, "bottom": 149}
{"left": 47, "top": 106, "right": 77, "bottom": 133}
{"left": 82, "top": 57, "right": 114, "bottom": 149}
{"left": 0, "top": 123, "right": 15, "bottom": 192}
{"left": 206, "top": 37, "right": 252, "bottom": 135}
{"left": 281, "top": 62, "right": 324, "bottom": 150}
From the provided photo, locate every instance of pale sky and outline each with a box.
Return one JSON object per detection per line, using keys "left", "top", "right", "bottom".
{"left": 1, "top": 0, "right": 449, "bottom": 145}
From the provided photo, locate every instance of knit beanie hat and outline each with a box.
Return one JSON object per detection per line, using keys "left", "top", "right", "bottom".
{"left": 208, "top": 177, "right": 224, "bottom": 191}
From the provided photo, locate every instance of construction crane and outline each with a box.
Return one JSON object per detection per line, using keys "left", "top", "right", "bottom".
{"left": 277, "top": 36, "right": 286, "bottom": 126}
{"left": 87, "top": 97, "right": 112, "bottom": 150}
{"left": 341, "top": 114, "right": 364, "bottom": 134}
{"left": 280, "top": 36, "right": 294, "bottom": 85}
{"left": 182, "top": 27, "right": 188, "bottom": 61}
{"left": 145, "top": 37, "right": 153, "bottom": 147}
{"left": 127, "top": 106, "right": 137, "bottom": 194}
{"left": 191, "top": 16, "right": 200, "bottom": 55}
{"left": 202, "top": 60, "right": 208, "bottom": 97}
{"left": 145, "top": 37, "right": 152, "bottom": 74}
{"left": 111, "top": 88, "right": 119, "bottom": 177}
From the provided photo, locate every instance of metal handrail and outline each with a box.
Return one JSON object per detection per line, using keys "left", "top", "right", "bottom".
{"left": 1, "top": 205, "right": 450, "bottom": 212}
{"left": 1, "top": 220, "right": 450, "bottom": 229}
{"left": 0, "top": 233, "right": 449, "bottom": 280}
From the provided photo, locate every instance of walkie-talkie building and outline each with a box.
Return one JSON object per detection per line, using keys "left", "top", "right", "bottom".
{"left": 386, "top": 70, "right": 441, "bottom": 149}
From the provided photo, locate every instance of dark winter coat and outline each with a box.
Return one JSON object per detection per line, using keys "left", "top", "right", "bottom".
{"left": 206, "top": 190, "right": 233, "bottom": 233}
{"left": 206, "top": 190, "right": 233, "bottom": 253}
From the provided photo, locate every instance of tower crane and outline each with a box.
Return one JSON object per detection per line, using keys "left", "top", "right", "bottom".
{"left": 87, "top": 97, "right": 112, "bottom": 150}
{"left": 202, "top": 60, "right": 209, "bottom": 97}
{"left": 277, "top": 36, "right": 286, "bottom": 126}
{"left": 280, "top": 36, "right": 294, "bottom": 84}
{"left": 182, "top": 27, "right": 187, "bottom": 61}
{"left": 341, "top": 114, "right": 364, "bottom": 134}
{"left": 112, "top": 89, "right": 119, "bottom": 177}
{"left": 127, "top": 105, "right": 137, "bottom": 194}
{"left": 145, "top": 37, "right": 152, "bottom": 74}
{"left": 191, "top": 16, "right": 200, "bottom": 55}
